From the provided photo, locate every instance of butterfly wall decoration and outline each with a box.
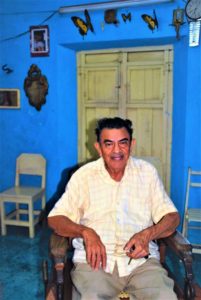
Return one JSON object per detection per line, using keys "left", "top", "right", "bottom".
{"left": 121, "top": 12, "right": 132, "bottom": 23}
{"left": 142, "top": 10, "right": 158, "bottom": 32}
{"left": 71, "top": 9, "right": 94, "bottom": 36}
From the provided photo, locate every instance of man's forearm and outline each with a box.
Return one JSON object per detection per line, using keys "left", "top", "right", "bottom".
{"left": 145, "top": 212, "right": 180, "bottom": 242}
{"left": 48, "top": 215, "right": 86, "bottom": 238}
{"left": 124, "top": 212, "right": 180, "bottom": 259}
{"left": 48, "top": 215, "right": 107, "bottom": 269}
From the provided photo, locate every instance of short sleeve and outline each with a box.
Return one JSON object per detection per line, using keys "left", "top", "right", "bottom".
{"left": 48, "top": 174, "right": 84, "bottom": 223}
{"left": 151, "top": 168, "right": 178, "bottom": 224}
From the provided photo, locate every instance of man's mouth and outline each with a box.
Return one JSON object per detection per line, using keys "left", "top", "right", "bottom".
{"left": 111, "top": 154, "right": 124, "bottom": 160}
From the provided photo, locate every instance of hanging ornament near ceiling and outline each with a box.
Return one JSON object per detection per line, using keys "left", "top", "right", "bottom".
{"left": 71, "top": 9, "right": 94, "bottom": 36}
{"left": 142, "top": 9, "right": 158, "bottom": 32}
{"left": 104, "top": 9, "right": 119, "bottom": 26}
{"left": 121, "top": 12, "right": 132, "bottom": 23}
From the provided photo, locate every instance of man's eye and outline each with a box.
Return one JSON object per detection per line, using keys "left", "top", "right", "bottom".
{"left": 105, "top": 142, "right": 113, "bottom": 147}
{"left": 119, "top": 140, "right": 129, "bottom": 146}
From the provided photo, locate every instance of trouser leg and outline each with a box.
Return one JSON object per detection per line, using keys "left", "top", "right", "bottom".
{"left": 71, "top": 259, "right": 177, "bottom": 300}
{"left": 126, "top": 258, "right": 177, "bottom": 300}
{"left": 71, "top": 263, "right": 123, "bottom": 300}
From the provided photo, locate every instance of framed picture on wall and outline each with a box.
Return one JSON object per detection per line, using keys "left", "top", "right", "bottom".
{"left": 30, "top": 25, "right": 49, "bottom": 57}
{"left": 0, "top": 89, "right": 20, "bottom": 108}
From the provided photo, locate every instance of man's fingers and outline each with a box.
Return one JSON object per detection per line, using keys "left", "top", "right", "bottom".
{"left": 86, "top": 248, "right": 92, "bottom": 265}
{"left": 101, "top": 251, "right": 107, "bottom": 269}
{"left": 91, "top": 251, "right": 97, "bottom": 269}
{"left": 94, "top": 253, "right": 101, "bottom": 270}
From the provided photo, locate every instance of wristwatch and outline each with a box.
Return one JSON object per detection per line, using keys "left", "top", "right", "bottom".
{"left": 185, "top": 0, "right": 201, "bottom": 20}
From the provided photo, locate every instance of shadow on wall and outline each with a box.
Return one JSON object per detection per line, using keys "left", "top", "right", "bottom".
{"left": 44, "top": 164, "right": 81, "bottom": 217}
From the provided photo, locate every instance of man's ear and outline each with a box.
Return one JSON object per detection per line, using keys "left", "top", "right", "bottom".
{"left": 94, "top": 142, "right": 102, "bottom": 156}
{"left": 130, "top": 138, "right": 136, "bottom": 153}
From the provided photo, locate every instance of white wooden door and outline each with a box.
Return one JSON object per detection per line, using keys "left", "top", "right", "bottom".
{"left": 77, "top": 46, "right": 173, "bottom": 191}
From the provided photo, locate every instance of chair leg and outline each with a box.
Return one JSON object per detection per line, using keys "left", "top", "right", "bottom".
{"left": 42, "top": 260, "right": 49, "bottom": 296}
{"left": 28, "top": 202, "right": 34, "bottom": 238}
{"left": 182, "top": 215, "right": 188, "bottom": 238}
{"left": 0, "top": 200, "right": 7, "bottom": 235}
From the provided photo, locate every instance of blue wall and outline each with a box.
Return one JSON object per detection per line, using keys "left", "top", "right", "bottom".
{"left": 0, "top": 0, "right": 201, "bottom": 227}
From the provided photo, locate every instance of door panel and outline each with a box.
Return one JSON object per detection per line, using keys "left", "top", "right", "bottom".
{"left": 127, "top": 66, "right": 163, "bottom": 103}
{"left": 86, "top": 67, "right": 119, "bottom": 103}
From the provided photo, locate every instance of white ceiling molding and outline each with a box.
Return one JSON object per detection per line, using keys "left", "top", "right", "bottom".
{"left": 59, "top": 0, "right": 174, "bottom": 13}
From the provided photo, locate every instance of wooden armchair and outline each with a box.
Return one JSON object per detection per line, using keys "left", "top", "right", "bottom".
{"left": 43, "top": 230, "right": 196, "bottom": 300}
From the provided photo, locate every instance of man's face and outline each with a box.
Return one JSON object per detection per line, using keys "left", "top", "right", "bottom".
{"left": 94, "top": 127, "right": 135, "bottom": 174}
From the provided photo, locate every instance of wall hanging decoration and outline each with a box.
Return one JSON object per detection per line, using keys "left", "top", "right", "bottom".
{"left": 184, "top": 0, "right": 201, "bottom": 47}
{"left": 121, "top": 12, "right": 132, "bottom": 23}
{"left": 185, "top": 0, "right": 201, "bottom": 21}
{"left": 141, "top": 9, "right": 158, "bottom": 31}
{"left": 24, "top": 64, "right": 48, "bottom": 111}
{"left": 0, "top": 89, "right": 20, "bottom": 108}
{"left": 189, "top": 20, "right": 201, "bottom": 46}
{"left": 71, "top": 9, "right": 94, "bottom": 37}
{"left": 104, "top": 9, "right": 119, "bottom": 25}
{"left": 2, "top": 64, "right": 13, "bottom": 74}
{"left": 170, "top": 8, "right": 185, "bottom": 40}
{"left": 30, "top": 25, "right": 49, "bottom": 57}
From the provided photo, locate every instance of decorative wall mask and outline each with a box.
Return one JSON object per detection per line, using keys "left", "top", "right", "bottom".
{"left": 71, "top": 9, "right": 94, "bottom": 36}
{"left": 24, "top": 64, "right": 48, "bottom": 111}
{"left": 142, "top": 9, "right": 158, "bottom": 31}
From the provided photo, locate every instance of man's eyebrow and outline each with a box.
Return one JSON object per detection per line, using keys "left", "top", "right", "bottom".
{"left": 103, "top": 139, "right": 113, "bottom": 143}
{"left": 119, "top": 138, "right": 129, "bottom": 142}
{"left": 103, "top": 138, "right": 129, "bottom": 143}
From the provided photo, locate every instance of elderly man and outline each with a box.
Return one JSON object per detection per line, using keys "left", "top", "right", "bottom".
{"left": 48, "top": 117, "right": 180, "bottom": 300}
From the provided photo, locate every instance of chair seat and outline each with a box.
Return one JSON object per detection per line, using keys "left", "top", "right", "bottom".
{"left": 1, "top": 186, "right": 45, "bottom": 201}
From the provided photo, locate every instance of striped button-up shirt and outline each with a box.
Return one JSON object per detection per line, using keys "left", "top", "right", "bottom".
{"left": 48, "top": 157, "right": 177, "bottom": 277}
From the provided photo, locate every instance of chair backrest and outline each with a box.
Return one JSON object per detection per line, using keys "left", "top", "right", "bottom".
{"left": 184, "top": 167, "right": 201, "bottom": 211}
{"left": 15, "top": 153, "right": 46, "bottom": 188}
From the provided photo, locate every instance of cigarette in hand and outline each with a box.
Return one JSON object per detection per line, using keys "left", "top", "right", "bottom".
{"left": 128, "top": 245, "right": 149, "bottom": 265}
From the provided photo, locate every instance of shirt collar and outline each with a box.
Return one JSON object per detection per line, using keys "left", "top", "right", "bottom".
{"left": 98, "top": 156, "right": 133, "bottom": 184}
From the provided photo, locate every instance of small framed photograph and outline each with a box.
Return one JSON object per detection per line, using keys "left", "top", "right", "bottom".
{"left": 30, "top": 25, "right": 49, "bottom": 57}
{"left": 0, "top": 89, "right": 20, "bottom": 109}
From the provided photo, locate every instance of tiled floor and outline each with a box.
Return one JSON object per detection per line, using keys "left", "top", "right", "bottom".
{"left": 0, "top": 225, "right": 51, "bottom": 300}
{"left": 0, "top": 224, "right": 201, "bottom": 300}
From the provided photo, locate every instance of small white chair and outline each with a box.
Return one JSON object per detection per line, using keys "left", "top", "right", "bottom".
{"left": 182, "top": 167, "right": 201, "bottom": 253}
{"left": 0, "top": 153, "right": 46, "bottom": 238}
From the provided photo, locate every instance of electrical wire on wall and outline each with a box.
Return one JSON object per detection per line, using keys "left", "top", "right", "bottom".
{"left": 0, "top": 10, "right": 58, "bottom": 43}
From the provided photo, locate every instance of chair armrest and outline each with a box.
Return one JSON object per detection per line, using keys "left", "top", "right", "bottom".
{"left": 50, "top": 233, "right": 69, "bottom": 260}
{"left": 159, "top": 230, "right": 192, "bottom": 260}
{"left": 159, "top": 230, "right": 195, "bottom": 300}
{"left": 49, "top": 233, "right": 70, "bottom": 300}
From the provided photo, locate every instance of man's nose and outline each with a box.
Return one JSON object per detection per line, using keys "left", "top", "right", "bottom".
{"left": 113, "top": 142, "right": 121, "bottom": 152}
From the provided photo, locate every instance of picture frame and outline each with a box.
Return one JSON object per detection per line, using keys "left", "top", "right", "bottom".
{"left": 30, "top": 25, "right": 49, "bottom": 57}
{"left": 0, "top": 89, "right": 20, "bottom": 109}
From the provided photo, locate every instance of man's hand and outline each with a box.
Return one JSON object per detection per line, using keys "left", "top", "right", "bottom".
{"left": 124, "top": 212, "right": 180, "bottom": 260}
{"left": 82, "top": 228, "right": 107, "bottom": 270}
{"left": 48, "top": 215, "right": 107, "bottom": 270}
{"left": 124, "top": 230, "right": 150, "bottom": 259}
